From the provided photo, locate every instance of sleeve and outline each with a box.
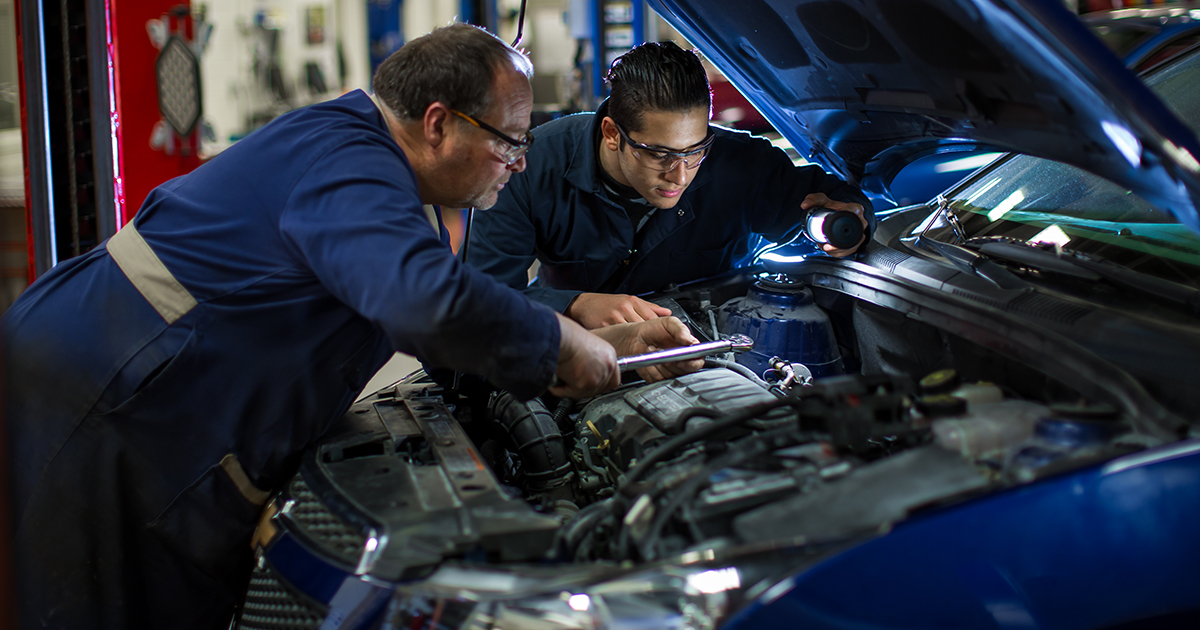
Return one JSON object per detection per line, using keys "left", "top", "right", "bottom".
{"left": 466, "top": 162, "right": 584, "bottom": 313}
{"left": 733, "top": 135, "right": 876, "bottom": 249}
{"left": 279, "top": 135, "right": 559, "bottom": 400}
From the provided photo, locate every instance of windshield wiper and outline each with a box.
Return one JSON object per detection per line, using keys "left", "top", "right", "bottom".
{"left": 966, "top": 238, "right": 1200, "bottom": 314}
{"left": 912, "top": 236, "right": 1029, "bottom": 290}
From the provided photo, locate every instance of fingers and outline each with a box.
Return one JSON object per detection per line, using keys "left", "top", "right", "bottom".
{"left": 800, "top": 192, "right": 830, "bottom": 211}
{"left": 619, "top": 296, "right": 668, "bottom": 324}
{"left": 635, "top": 353, "right": 704, "bottom": 383}
{"left": 628, "top": 317, "right": 703, "bottom": 382}
{"left": 804, "top": 193, "right": 869, "bottom": 257}
{"left": 639, "top": 299, "right": 673, "bottom": 319}
{"left": 567, "top": 293, "right": 667, "bottom": 328}
{"left": 658, "top": 315, "right": 698, "bottom": 346}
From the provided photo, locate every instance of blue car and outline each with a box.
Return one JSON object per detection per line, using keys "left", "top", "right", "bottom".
{"left": 867, "top": 3, "right": 1200, "bottom": 210}
{"left": 235, "top": 2, "right": 1200, "bottom": 629}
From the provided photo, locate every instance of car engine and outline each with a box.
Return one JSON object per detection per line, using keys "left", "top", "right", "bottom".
{"left": 234, "top": 270, "right": 1153, "bottom": 629}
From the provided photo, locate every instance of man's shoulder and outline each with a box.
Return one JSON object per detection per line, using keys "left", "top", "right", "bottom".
{"left": 710, "top": 124, "right": 774, "bottom": 150}
{"left": 531, "top": 112, "right": 594, "bottom": 143}
{"left": 519, "top": 112, "right": 596, "bottom": 176}
{"left": 704, "top": 124, "right": 794, "bottom": 172}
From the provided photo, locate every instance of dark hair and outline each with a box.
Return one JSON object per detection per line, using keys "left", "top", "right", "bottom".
{"left": 605, "top": 41, "right": 711, "bottom": 133}
{"left": 372, "top": 23, "right": 533, "bottom": 121}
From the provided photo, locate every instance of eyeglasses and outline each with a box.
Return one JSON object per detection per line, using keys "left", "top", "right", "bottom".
{"left": 614, "top": 121, "right": 714, "bottom": 172}
{"left": 450, "top": 109, "right": 534, "bottom": 165}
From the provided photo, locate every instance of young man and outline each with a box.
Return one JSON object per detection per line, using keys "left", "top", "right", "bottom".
{"left": 469, "top": 42, "right": 874, "bottom": 329}
{"left": 2, "top": 25, "right": 698, "bottom": 630}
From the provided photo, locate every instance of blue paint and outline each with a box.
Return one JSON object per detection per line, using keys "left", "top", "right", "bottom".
{"left": 266, "top": 531, "right": 359, "bottom": 605}
{"left": 727, "top": 440, "right": 1200, "bottom": 629}
{"left": 717, "top": 278, "right": 843, "bottom": 379}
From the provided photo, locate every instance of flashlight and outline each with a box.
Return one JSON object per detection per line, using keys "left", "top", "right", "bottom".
{"left": 805, "top": 209, "right": 864, "bottom": 250}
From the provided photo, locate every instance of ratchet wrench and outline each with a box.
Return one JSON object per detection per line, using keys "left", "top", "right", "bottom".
{"left": 617, "top": 334, "right": 754, "bottom": 372}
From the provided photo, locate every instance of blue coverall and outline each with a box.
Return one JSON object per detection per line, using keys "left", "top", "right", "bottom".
{"left": 468, "top": 100, "right": 874, "bottom": 313}
{"left": 2, "top": 90, "right": 560, "bottom": 629}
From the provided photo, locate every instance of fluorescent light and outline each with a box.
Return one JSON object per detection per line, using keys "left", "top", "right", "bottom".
{"left": 988, "top": 190, "right": 1026, "bottom": 222}
{"left": 567, "top": 594, "right": 590, "bottom": 612}
{"left": 933, "top": 152, "right": 1004, "bottom": 173}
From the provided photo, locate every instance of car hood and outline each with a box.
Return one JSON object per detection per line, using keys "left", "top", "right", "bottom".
{"left": 645, "top": 0, "right": 1200, "bottom": 232}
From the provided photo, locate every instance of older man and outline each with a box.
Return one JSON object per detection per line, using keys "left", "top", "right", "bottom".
{"left": 2, "top": 24, "right": 697, "bottom": 630}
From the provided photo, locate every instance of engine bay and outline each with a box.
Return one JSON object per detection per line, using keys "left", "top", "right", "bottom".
{"left": 237, "top": 268, "right": 1166, "bottom": 627}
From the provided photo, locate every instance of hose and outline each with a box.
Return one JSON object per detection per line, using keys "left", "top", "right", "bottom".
{"left": 704, "top": 357, "right": 772, "bottom": 389}
{"left": 489, "top": 393, "right": 572, "bottom": 491}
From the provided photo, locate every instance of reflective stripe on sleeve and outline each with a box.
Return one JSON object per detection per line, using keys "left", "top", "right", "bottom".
{"left": 107, "top": 224, "right": 198, "bottom": 324}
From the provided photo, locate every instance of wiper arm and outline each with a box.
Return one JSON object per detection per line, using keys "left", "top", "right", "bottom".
{"left": 974, "top": 241, "right": 1101, "bottom": 281}
{"left": 970, "top": 239, "right": 1200, "bottom": 314}
{"left": 913, "top": 236, "right": 1029, "bottom": 290}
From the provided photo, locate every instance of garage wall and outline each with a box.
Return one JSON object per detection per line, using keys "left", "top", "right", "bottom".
{"left": 197, "top": 0, "right": 372, "bottom": 155}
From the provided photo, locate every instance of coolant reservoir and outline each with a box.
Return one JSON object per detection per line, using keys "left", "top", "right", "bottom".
{"left": 716, "top": 274, "right": 843, "bottom": 379}
{"left": 932, "top": 399, "right": 1048, "bottom": 458}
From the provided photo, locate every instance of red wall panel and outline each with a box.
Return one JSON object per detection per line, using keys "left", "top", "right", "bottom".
{"left": 110, "top": 0, "right": 201, "bottom": 225}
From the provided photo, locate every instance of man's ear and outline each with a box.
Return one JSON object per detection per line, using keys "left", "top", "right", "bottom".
{"left": 423, "top": 103, "right": 453, "bottom": 149}
{"left": 600, "top": 116, "right": 622, "bottom": 153}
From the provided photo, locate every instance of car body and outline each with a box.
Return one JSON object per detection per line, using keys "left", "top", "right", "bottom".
{"left": 234, "top": 2, "right": 1200, "bottom": 629}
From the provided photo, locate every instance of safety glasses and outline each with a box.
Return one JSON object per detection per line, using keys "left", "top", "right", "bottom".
{"left": 450, "top": 109, "right": 534, "bottom": 165}
{"left": 614, "top": 121, "right": 714, "bottom": 172}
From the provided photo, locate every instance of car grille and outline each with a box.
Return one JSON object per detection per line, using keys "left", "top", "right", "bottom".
{"left": 287, "top": 476, "right": 366, "bottom": 565}
{"left": 235, "top": 562, "right": 327, "bottom": 630}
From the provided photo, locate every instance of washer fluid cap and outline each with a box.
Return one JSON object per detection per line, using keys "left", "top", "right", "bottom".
{"left": 916, "top": 394, "right": 968, "bottom": 418}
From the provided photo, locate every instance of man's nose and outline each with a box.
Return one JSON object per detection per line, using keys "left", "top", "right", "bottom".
{"left": 663, "top": 161, "right": 688, "bottom": 185}
{"left": 508, "top": 154, "right": 527, "bottom": 173}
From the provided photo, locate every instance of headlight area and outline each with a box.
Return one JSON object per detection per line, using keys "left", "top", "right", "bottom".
{"left": 373, "top": 546, "right": 849, "bottom": 630}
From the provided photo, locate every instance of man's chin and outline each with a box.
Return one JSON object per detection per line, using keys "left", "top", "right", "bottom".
{"left": 467, "top": 192, "right": 500, "bottom": 210}
{"left": 647, "top": 195, "right": 683, "bottom": 211}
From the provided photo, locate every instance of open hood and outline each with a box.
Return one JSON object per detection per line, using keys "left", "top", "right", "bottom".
{"left": 645, "top": 0, "right": 1200, "bottom": 232}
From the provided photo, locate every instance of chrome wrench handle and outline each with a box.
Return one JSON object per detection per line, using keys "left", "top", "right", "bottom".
{"left": 617, "top": 334, "right": 754, "bottom": 372}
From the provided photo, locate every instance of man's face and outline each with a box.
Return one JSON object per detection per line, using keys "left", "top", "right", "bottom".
{"left": 601, "top": 107, "right": 711, "bottom": 210}
{"left": 448, "top": 66, "right": 533, "bottom": 209}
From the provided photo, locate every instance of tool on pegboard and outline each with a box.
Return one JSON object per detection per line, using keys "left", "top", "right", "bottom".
{"left": 147, "top": 5, "right": 214, "bottom": 155}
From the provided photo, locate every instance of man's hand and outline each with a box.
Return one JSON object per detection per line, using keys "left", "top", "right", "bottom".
{"left": 591, "top": 317, "right": 704, "bottom": 382}
{"left": 549, "top": 313, "right": 620, "bottom": 399}
{"left": 800, "top": 193, "right": 869, "bottom": 257}
{"left": 566, "top": 292, "right": 672, "bottom": 329}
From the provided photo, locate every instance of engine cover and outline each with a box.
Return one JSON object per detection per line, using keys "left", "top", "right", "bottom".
{"left": 575, "top": 369, "right": 785, "bottom": 470}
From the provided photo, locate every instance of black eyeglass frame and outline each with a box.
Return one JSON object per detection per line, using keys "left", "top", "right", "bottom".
{"left": 613, "top": 120, "right": 715, "bottom": 172}
{"left": 450, "top": 109, "right": 533, "bottom": 165}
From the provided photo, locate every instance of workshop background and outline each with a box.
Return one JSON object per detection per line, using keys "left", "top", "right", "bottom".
{"left": 0, "top": 0, "right": 1153, "bottom": 314}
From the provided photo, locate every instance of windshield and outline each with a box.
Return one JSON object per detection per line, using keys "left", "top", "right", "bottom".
{"left": 917, "top": 48, "right": 1200, "bottom": 289}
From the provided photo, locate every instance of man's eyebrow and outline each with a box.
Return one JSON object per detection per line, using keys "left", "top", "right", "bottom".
{"left": 643, "top": 136, "right": 710, "bottom": 153}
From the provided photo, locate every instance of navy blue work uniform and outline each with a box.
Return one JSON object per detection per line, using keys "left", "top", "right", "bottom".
{"left": 469, "top": 101, "right": 873, "bottom": 313}
{"left": 2, "top": 90, "right": 559, "bottom": 629}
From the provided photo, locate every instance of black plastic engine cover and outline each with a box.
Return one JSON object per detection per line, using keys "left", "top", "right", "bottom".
{"left": 281, "top": 386, "right": 561, "bottom": 582}
{"left": 575, "top": 369, "right": 784, "bottom": 471}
